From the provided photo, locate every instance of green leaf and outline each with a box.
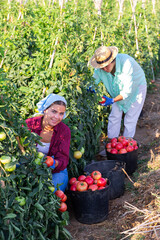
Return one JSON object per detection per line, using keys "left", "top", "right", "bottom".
{"left": 55, "top": 225, "right": 59, "bottom": 240}
{"left": 35, "top": 203, "right": 45, "bottom": 211}
{"left": 3, "top": 213, "right": 17, "bottom": 219}
{"left": 10, "top": 222, "right": 20, "bottom": 232}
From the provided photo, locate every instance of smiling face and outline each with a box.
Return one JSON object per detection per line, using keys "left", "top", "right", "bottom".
{"left": 101, "top": 59, "right": 116, "bottom": 75}
{"left": 43, "top": 103, "right": 66, "bottom": 128}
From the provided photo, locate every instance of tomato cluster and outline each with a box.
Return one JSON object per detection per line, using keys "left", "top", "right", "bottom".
{"left": 55, "top": 190, "right": 67, "bottom": 212}
{"left": 69, "top": 170, "right": 108, "bottom": 192}
{"left": 106, "top": 136, "right": 138, "bottom": 154}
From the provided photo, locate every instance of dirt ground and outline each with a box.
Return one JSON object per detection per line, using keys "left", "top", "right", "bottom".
{"left": 66, "top": 75, "right": 160, "bottom": 240}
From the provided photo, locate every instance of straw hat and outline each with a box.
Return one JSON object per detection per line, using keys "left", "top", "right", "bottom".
{"left": 90, "top": 46, "right": 118, "bottom": 68}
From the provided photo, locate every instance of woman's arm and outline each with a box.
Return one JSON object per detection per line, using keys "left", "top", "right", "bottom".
{"left": 113, "top": 94, "right": 123, "bottom": 102}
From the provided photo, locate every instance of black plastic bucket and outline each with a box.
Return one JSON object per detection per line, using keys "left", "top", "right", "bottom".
{"left": 69, "top": 181, "right": 110, "bottom": 224}
{"left": 84, "top": 160, "right": 125, "bottom": 200}
{"left": 106, "top": 149, "right": 138, "bottom": 175}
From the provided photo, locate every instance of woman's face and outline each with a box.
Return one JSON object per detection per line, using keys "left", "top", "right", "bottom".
{"left": 43, "top": 103, "right": 66, "bottom": 127}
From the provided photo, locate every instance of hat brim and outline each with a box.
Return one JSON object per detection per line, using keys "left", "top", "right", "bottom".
{"left": 90, "top": 46, "right": 118, "bottom": 69}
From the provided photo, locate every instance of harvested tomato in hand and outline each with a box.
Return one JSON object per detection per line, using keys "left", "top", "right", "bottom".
{"left": 45, "top": 156, "right": 54, "bottom": 167}
{"left": 59, "top": 202, "right": 67, "bottom": 212}
{"left": 99, "top": 97, "right": 106, "bottom": 104}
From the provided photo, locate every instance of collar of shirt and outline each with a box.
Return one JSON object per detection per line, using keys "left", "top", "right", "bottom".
{"left": 32, "top": 115, "right": 58, "bottom": 133}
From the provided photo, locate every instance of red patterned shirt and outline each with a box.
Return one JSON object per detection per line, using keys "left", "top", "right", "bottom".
{"left": 25, "top": 116, "right": 71, "bottom": 173}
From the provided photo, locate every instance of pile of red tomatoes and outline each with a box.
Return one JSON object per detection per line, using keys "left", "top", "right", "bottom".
{"left": 55, "top": 190, "right": 68, "bottom": 212}
{"left": 69, "top": 170, "right": 108, "bottom": 192}
{"left": 106, "top": 136, "right": 138, "bottom": 154}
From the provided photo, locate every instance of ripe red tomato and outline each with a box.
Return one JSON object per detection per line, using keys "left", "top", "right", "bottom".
{"left": 128, "top": 137, "right": 133, "bottom": 142}
{"left": 45, "top": 156, "right": 54, "bottom": 167}
{"left": 126, "top": 145, "right": 134, "bottom": 152}
{"left": 134, "top": 145, "right": 138, "bottom": 150}
{"left": 132, "top": 140, "right": 137, "bottom": 147}
{"left": 55, "top": 190, "right": 65, "bottom": 200}
{"left": 69, "top": 177, "right": 77, "bottom": 185}
{"left": 78, "top": 175, "right": 86, "bottom": 181}
{"left": 59, "top": 202, "right": 67, "bottom": 212}
{"left": 111, "top": 138, "right": 117, "bottom": 143}
{"left": 116, "top": 142, "right": 123, "bottom": 150}
{"left": 76, "top": 182, "right": 88, "bottom": 192}
{"left": 118, "top": 136, "right": 126, "bottom": 142}
{"left": 121, "top": 139, "right": 128, "bottom": 147}
{"left": 88, "top": 184, "right": 98, "bottom": 191}
{"left": 97, "top": 178, "right": 107, "bottom": 187}
{"left": 106, "top": 143, "right": 112, "bottom": 149}
{"left": 61, "top": 194, "right": 67, "bottom": 202}
{"left": 119, "top": 148, "right": 127, "bottom": 154}
{"left": 94, "top": 179, "right": 98, "bottom": 184}
{"left": 91, "top": 171, "right": 102, "bottom": 180}
{"left": 110, "top": 148, "right": 118, "bottom": 154}
{"left": 98, "top": 186, "right": 106, "bottom": 190}
{"left": 70, "top": 185, "right": 77, "bottom": 191}
{"left": 85, "top": 176, "right": 94, "bottom": 185}
{"left": 111, "top": 141, "right": 117, "bottom": 148}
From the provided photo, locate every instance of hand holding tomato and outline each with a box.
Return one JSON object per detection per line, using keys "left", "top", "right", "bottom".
{"left": 45, "top": 156, "right": 54, "bottom": 167}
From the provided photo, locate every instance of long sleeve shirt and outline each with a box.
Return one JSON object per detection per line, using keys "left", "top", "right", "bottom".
{"left": 25, "top": 116, "right": 71, "bottom": 173}
{"left": 93, "top": 53, "right": 147, "bottom": 113}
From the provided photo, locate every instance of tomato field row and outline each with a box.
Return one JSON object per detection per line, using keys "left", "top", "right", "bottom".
{"left": 0, "top": 0, "right": 159, "bottom": 238}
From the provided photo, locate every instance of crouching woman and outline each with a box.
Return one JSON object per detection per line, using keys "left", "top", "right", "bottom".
{"left": 25, "top": 94, "right": 71, "bottom": 192}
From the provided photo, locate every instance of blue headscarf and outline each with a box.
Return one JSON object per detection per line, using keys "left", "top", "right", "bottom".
{"left": 37, "top": 94, "right": 67, "bottom": 119}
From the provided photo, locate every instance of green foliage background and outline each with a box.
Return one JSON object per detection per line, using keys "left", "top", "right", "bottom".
{"left": 0, "top": 0, "right": 159, "bottom": 174}
{"left": 0, "top": 0, "right": 159, "bottom": 239}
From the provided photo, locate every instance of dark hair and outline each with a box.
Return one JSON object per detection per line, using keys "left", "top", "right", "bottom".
{"left": 52, "top": 100, "right": 66, "bottom": 107}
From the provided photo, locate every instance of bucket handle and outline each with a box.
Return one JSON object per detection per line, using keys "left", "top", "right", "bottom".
{"left": 121, "top": 168, "right": 141, "bottom": 188}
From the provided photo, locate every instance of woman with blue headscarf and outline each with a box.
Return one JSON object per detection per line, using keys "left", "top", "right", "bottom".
{"left": 25, "top": 94, "right": 71, "bottom": 192}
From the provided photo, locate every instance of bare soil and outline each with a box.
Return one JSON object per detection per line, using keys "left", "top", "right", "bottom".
{"left": 66, "top": 76, "right": 160, "bottom": 240}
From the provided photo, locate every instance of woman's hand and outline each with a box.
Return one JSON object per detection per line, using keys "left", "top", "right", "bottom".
{"left": 99, "top": 96, "right": 114, "bottom": 106}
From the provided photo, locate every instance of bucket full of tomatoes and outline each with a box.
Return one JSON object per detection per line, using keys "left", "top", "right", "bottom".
{"left": 68, "top": 171, "right": 110, "bottom": 224}
{"left": 84, "top": 160, "right": 125, "bottom": 200}
{"left": 106, "top": 136, "right": 138, "bottom": 175}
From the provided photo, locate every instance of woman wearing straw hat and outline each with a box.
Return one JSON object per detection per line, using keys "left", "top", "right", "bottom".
{"left": 25, "top": 94, "right": 71, "bottom": 192}
{"left": 89, "top": 46, "right": 147, "bottom": 139}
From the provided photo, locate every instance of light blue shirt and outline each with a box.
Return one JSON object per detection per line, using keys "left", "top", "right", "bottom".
{"left": 93, "top": 54, "right": 147, "bottom": 113}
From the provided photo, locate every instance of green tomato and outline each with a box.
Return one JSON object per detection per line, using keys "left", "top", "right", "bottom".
{"left": 80, "top": 147, "right": 85, "bottom": 154}
{"left": 34, "top": 158, "right": 42, "bottom": 165}
{"left": 11, "top": 156, "right": 17, "bottom": 162}
{"left": 15, "top": 196, "right": 26, "bottom": 206}
{"left": 0, "top": 155, "right": 11, "bottom": 165}
{"left": 48, "top": 186, "right": 55, "bottom": 192}
{"left": 4, "top": 162, "right": 16, "bottom": 172}
{"left": 20, "top": 136, "right": 29, "bottom": 147}
{"left": 0, "top": 132, "right": 6, "bottom": 141}
{"left": 37, "top": 152, "right": 44, "bottom": 159}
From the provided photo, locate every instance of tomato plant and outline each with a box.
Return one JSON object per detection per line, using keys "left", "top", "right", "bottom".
{"left": 59, "top": 202, "right": 67, "bottom": 212}
{"left": 55, "top": 190, "right": 65, "bottom": 200}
